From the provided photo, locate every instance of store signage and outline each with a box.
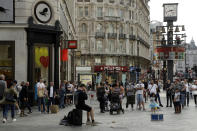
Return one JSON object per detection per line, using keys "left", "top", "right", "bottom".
{"left": 76, "top": 67, "right": 91, "bottom": 71}
{"left": 94, "top": 66, "right": 128, "bottom": 72}
{"left": 156, "top": 46, "right": 185, "bottom": 60}
{"left": 66, "top": 40, "right": 77, "bottom": 49}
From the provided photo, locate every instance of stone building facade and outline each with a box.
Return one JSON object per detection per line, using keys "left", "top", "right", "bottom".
{"left": 0, "top": 0, "right": 76, "bottom": 88}
{"left": 75, "top": 0, "right": 150, "bottom": 84}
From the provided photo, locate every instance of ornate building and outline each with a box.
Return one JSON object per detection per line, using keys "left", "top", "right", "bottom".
{"left": 75, "top": 0, "right": 150, "bottom": 84}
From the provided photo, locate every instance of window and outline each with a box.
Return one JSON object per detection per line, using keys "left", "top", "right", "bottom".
{"left": 97, "top": 7, "right": 103, "bottom": 17}
{"left": 106, "top": 57, "right": 117, "bottom": 65}
{"left": 78, "top": 7, "right": 83, "bottom": 17}
{"left": 119, "top": 25, "right": 123, "bottom": 34}
{"left": 109, "top": 40, "right": 115, "bottom": 52}
{"left": 85, "top": 0, "right": 90, "bottom": 2}
{"left": 108, "top": 8, "right": 114, "bottom": 16}
{"left": 85, "top": 7, "right": 89, "bottom": 16}
{"left": 97, "top": 40, "right": 103, "bottom": 51}
{"left": 96, "top": 24, "right": 103, "bottom": 32}
{"left": 129, "top": 10, "right": 131, "bottom": 19}
{"left": 81, "top": 40, "right": 88, "bottom": 49}
{"left": 119, "top": 9, "right": 124, "bottom": 18}
{"left": 109, "top": 0, "right": 115, "bottom": 3}
{"left": 81, "top": 23, "right": 87, "bottom": 33}
{"left": 95, "top": 57, "right": 101, "bottom": 65}
{"left": 97, "top": 0, "right": 103, "bottom": 2}
{"left": 108, "top": 24, "right": 114, "bottom": 33}
{"left": 120, "top": 0, "right": 124, "bottom": 5}
{"left": 130, "top": 27, "right": 133, "bottom": 34}
{"left": 77, "top": 0, "right": 83, "bottom": 2}
{"left": 81, "top": 56, "right": 86, "bottom": 66}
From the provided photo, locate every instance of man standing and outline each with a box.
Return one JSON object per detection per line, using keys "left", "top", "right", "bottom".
{"left": 37, "top": 79, "right": 46, "bottom": 113}
{"left": 47, "top": 82, "right": 56, "bottom": 113}
{"left": 75, "top": 84, "right": 96, "bottom": 125}
{"left": 135, "top": 81, "right": 145, "bottom": 110}
{"left": 0, "top": 74, "right": 7, "bottom": 100}
{"left": 166, "top": 80, "right": 172, "bottom": 107}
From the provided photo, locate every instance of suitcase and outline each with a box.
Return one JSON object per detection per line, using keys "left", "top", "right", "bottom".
{"left": 151, "top": 114, "right": 163, "bottom": 121}
{"left": 71, "top": 109, "right": 83, "bottom": 126}
{"left": 50, "top": 105, "right": 59, "bottom": 113}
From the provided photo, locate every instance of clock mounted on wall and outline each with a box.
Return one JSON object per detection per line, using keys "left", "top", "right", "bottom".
{"left": 0, "top": 0, "right": 14, "bottom": 22}
{"left": 34, "top": 1, "right": 52, "bottom": 23}
{"left": 163, "top": 3, "right": 178, "bottom": 22}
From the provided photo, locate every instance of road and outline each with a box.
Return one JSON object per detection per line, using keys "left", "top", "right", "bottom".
{"left": 0, "top": 91, "right": 197, "bottom": 131}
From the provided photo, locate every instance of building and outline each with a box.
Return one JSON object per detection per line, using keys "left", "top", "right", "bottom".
{"left": 0, "top": 0, "right": 76, "bottom": 89}
{"left": 74, "top": 0, "right": 150, "bottom": 84}
{"left": 150, "top": 20, "right": 163, "bottom": 80}
{"left": 175, "top": 38, "right": 197, "bottom": 78}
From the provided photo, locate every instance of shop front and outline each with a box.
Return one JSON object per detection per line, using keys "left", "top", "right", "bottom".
{"left": 94, "top": 65, "right": 128, "bottom": 84}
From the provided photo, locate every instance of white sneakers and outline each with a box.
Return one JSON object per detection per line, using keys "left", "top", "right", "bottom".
{"left": 2, "top": 118, "right": 6, "bottom": 123}
{"left": 17, "top": 110, "right": 21, "bottom": 115}
{"left": 2, "top": 118, "right": 16, "bottom": 123}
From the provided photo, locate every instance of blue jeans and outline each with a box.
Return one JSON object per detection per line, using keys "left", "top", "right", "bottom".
{"left": 38, "top": 97, "right": 45, "bottom": 112}
{"left": 59, "top": 96, "right": 65, "bottom": 108}
{"left": 47, "top": 97, "right": 54, "bottom": 112}
{"left": 3, "top": 104, "right": 15, "bottom": 119}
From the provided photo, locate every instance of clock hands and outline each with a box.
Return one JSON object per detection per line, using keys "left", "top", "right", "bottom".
{"left": 39, "top": 8, "right": 48, "bottom": 16}
{"left": 0, "top": 6, "right": 9, "bottom": 13}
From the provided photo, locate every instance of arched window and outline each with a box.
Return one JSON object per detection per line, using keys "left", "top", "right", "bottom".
{"left": 96, "top": 23, "right": 103, "bottom": 32}
{"left": 81, "top": 23, "right": 87, "bottom": 33}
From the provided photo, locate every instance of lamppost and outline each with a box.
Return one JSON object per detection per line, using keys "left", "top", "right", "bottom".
{"left": 156, "top": 3, "right": 186, "bottom": 84}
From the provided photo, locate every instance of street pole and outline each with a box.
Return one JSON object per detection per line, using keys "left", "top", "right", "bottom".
{"left": 167, "top": 21, "right": 174, "bottom": 83}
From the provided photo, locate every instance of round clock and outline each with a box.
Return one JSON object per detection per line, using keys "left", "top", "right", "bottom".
{"left": 34, "top": 1, "right": 52, "bottom": 23}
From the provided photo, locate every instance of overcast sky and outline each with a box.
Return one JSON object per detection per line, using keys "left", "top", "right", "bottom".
{"left": 149, "top": 0, "right": 196, "bottom": 44}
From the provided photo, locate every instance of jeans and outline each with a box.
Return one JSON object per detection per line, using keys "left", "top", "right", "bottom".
{"left": 180, "top": 92, "right": 186, "bottom": 106}
{"left": 166, "top": 93, "right": 172, "bottom": 106}
{"left": 186, "top": 92, "right": 190, "bottom": 106}
{"left": 47, "top": 97, "right": 54, "bottom": 112}
{"left": 3, "top": 104, "right": 15, "bottom": 119}
{"left": 59, "top": 96, "right": 65, "bottom": 108}
{"left": 155, "top": 93, "right": 162, "bottom": 105}
{"left": 38, "top": 97, "right": 45, "bottom": 112}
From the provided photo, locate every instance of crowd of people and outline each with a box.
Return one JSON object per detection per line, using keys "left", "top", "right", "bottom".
{"left": 1, "top": 73, "right": 197, "bottom": 125}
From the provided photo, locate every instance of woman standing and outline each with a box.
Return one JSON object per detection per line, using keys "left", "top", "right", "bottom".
{"left": 126, "top": 82, "right": 136, "bottom": 110}
{"left": 0, "top": 82, "right": 17, "bottom": 123}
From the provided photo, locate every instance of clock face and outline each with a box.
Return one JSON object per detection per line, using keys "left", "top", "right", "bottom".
{"left": 164, "top": 4, "right": 177, "bottom": 17}
{"left": 34, "top": 2, "right": 52, "bottom": 23}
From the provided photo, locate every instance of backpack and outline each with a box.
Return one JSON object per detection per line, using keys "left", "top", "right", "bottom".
{"left": 66, "top": 109, "right": 82, "bottom": 126}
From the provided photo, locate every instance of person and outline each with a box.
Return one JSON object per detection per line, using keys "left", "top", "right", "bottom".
{"left": 155, "top": 80, "right": 163, "bottom": 107}
{"left": 149, "top": 94, "right": 159, "bottom": 113}
{"left": 37, "top": 79, "right": 46, "bottom": 113}
{"left": 13, "top": 80, "right": 21, "bottom": 115}
{"left": 143, "top": 80, "right": 148, "bottom": 103}
{"left": 112, "top": 82, "right": 124, "bottom": 109}
{"left": 47, "top": 82, "right": 56, "bottom": 113}
{"left": 66, "top": 81, "right": 74, "bottom": 105}
{"left": 126, "top": 82, "right": 136, "bottom": 110}
{"left": 135, "top": 81, "right": 145, "bottom": 110}
{"left": 59, "top": 81, "right": 66, "bottom": 109}
{"left": 174, "top": 87, "right": 181, "bottom": 113}
{"left": 19, "top": 82, "right": 32, "bottom": 116}
{"left": 0, "top": 82, "right": 17, "bottom": 123}
{"left": 96, "top": 83, "right": 106, "bottom": 113}
{"left": 184, "top": 79, "right": 190, "bottom": 107}
{"left": 75, "top": 84, "right": 96, "bottom": 125}
{"left": 166, "top": 80, "right": 172, "bottom": 107}
{"left": 191, "top": 80, "right": 197, "bottom": 107}
{"left": 0, "top": 74, "right": 7, "bottom": 100}
{"left": 180, "top": 81, "right": 186, "bottom": 109}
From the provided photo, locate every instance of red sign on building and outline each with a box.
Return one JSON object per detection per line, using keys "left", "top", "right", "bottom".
{"left": 94, "top": 66, "right": 128, "bottom": 72}
{"left": 66, "top": 40, "right": 77, "bottom": 49}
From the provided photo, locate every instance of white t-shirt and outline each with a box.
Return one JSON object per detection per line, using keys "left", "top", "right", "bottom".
{"left": 50, "top": 86, "right": 53, "bottom": 97}
{"left": 135, "top": 83, "right": 144, "bottom": 95}
{"left": 185, "top": 83, "right": 189, "bottom": 92}
{"left": 148, "top": 84, "right": 157, "bottom": 94}
{"left": 192, "top": 85, "right": 197, "bottom": 95}
{"left": 175, "top": 92, "right": 180, "bottom": 102}
{"left": 37, "top": 82, "right": 45, "bottom": 89}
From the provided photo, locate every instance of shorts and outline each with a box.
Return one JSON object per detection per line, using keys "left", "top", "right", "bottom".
{"left": 76, "top": 104, "right": 92, "bottom": 112}
{"left": 136, "top": 94, "right": 144, "bottom": 103}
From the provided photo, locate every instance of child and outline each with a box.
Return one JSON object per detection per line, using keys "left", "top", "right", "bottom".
{"left": 174, "top": 88, "right": 181, "bottom": 113}
{"left": 149, "top": 94, "right": 159, "bottom": 113}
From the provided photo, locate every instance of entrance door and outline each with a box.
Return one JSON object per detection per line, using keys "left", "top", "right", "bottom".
{"left": 34, "top": 46, "right": 51, "bottom": 83}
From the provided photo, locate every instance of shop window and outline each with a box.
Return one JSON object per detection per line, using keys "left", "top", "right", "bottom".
{"left": 0, "top": 44, "right": 14, "bottom": 84}
{"left": 34, "top": 46, "right": 50, "bottom": 82}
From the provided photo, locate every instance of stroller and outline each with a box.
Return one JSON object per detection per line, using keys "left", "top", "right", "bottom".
{"left": 109, "top": 93, "right": 124, "bottom": 115}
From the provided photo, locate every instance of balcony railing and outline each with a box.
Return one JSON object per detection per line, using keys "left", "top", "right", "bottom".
{"left": 95, "top": 32, "right": 105, "bottom": 39}
{"left": 129, "top": 34, "right": 136, "bottom": 40}
{"left": 104, "top": 16, "right": 121, "bottom": 22}
{"left": 108, "top": 33, "right": 117, "bottom": 39}
{"left": 119, "top": 34, "right": 126, "bottom": 39}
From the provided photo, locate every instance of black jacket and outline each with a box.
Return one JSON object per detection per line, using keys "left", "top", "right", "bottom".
{"left": 47, "top": 86, "right": 56, "bottom": 98}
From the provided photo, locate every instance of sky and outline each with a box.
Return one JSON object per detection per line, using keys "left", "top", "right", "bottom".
{"left": 149, "top": 0, "right": 196, "bottom": 44}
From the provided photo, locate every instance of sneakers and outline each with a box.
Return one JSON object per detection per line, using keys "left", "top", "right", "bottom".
{"left": 12, "top": 118, "right": 16, "bottom": 122}
{"left": 2, "top": 118, "right": 6, "bottom": 123}
{"left": 17, "top": 110, "right": 21, "bottom": 115}
{"left": 86, "top": 121, "right": 92, "bottom": 125}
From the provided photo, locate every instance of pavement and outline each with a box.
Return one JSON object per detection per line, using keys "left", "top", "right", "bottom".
{"left": 0, "top": 91, "right": 197, "bottom": 131}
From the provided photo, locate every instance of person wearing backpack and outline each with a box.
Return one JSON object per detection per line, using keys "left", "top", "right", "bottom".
{"left": 96, "top": 83, "right": 106, "bottom": 113}
{"left": 75, "top": 84, "right": 96, "bottom": 126}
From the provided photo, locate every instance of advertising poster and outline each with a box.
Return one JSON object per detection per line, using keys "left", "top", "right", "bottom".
{"left": 79, "top": 74, "right": 92, "bottom": 85}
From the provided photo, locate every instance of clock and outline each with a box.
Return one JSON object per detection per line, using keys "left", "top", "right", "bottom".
{"left": 34, "top": 1, "right": 52, "bottom": 23}
{"left": 0, "top": 0, "right": 14, "bottom": 22}
{"left": 163, "top": 3, "right": 178, "bottom": 22}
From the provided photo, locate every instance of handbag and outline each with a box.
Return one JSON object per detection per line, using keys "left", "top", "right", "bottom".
{"left": 38, "top": 89, "right": 44, "bottom": 97}
{"left": 5, "top": 92, "right": 16, "bottom": 102}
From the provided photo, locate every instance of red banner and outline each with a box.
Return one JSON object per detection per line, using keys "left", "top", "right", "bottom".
{"left": 61, "top": 49, "right": 68, "bottom": 61}
{"left": 94, "top": 66, "right": 128, "bottom": 72}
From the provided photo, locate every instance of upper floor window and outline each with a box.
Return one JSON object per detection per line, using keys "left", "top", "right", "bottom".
{"left": 78, "top": 7, "right": 83, "bottom": 17}
{"left": 77, "top": 0, "right": 83, "bottom": 2}
{"left": 84, "top": 7, "right": 89, "bottom": 16}
{"left": 119, "top": 25, "right": 124, "bottom": 34}
{"left": 95, "top": 57, "right": 101, "bottom": 65}
{"left": 97, "top": 0, "right": 103, "bottom": 2}
{"left": 109, "top": 0, "right": 115, "bottom": 3}
{"left": 97, "top": 40, "right": 103, "bottom": 51}
{"left": 120, "top": 0, "right": 124, "bottom": 5}
{"left": 81, "top": 40, "right": 88, "bottom": 49}
{"left": 81, "top": 23, "right": 88, "bottom": 33}
{"left": 119, "top": 9, "right": 124, "bottom": 18}
{"left": 108, "top": 24, "right": 114, "bottom": 33}
{"left": 96, "top": 24, "right": 103, "bottom": 32}
{"left": 97, "top": 7, "right": 103, "bottom": 17}
{"left": 85, "top": 0, "right": 90, "bottom": 2}
{"left": 108, "top": 8, "right": 115, "bottom": 16}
